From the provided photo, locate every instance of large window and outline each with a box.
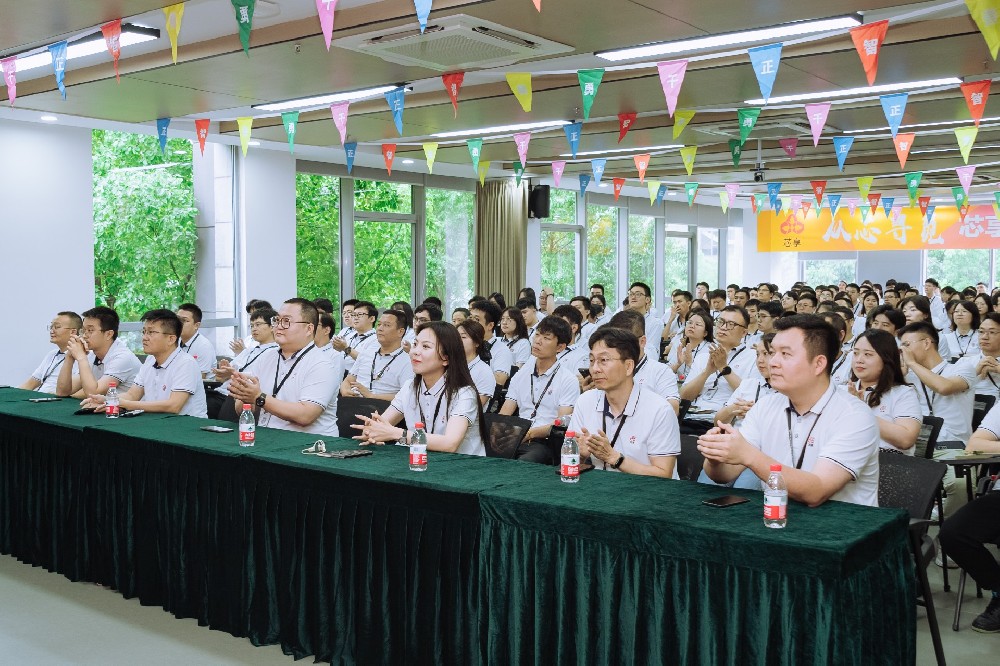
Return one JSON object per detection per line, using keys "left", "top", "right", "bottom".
{"left": 926, "top": 249, "right": 990, "bottom": 290}
{"left": 426, "top": 188, "right": 475, "bottom": 312}
{"left": 726, "top": 227, "right": 744, "bottom": 287}
{"left": 541, "top": 230, "right": 578, "bottom": 300}
{"left": 802, "top": 259, "right": 857, "bottom": 285}
{"left": 664, "top": 233, "right": 691, "bottom": 297}
{"left": 587, "top": 203, "right": 618, "bottom": 303}
{"left": 352, "top": 179, "right": 415, "bottom": 305}
{"left": 295, "top": 174, "right": 340, "bottom": 311}
{"left": 697, "top": 228, "right": 720, "bottom": 289}
{"left": 628, "top": 214, "right": 655, "bottom": 295}
{"left": 548, "top": 188, "right": 576, "bottom": 224}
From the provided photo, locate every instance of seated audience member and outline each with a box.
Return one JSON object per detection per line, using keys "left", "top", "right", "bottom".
{"left": 56, "top": 306, "right": 141, "bottom": 398}
{"left": 551, "top": 304, "right": 589, "bottom": 374}
{"left": 570, "top": 296, "right": 597, "bottom": 343}
{"left": 469, "top": 299, "right": 513, "bottom": 386}
{"left": 341, "top": 309, "right": 414, "bottom": 402}
{"left": 882, "top": 289, "right": 900, "bottom": 309}
{"left": 337, "top": 299, "right": 359, "bottom": 337}
{"left": 868, "top": 304, "right": 906, "bottom": 337}
{"left": 819, "top": 312, "right": 854, "bottom": 386}
{"left": 854, "top": 290, "right": 880, "bottom": 337}
{"left": 977, "top": 293, "right": 996, "bottom": 316}
{"left": 413, "top": 302, "right": 443, "bottom": 332}
{"left": 796, "top": 292, "right": 819, "bottom": 315}
{"left": 742, "top": 299, "right": 761, "bottom": 346}
{"left": 391, "top": 301, "right": 416, "bottom": 345}
{"left": 900, "top": 295, "right": 952, "bottom": 359}
{"left": 756, "top": 283, "right": 774, "bottom": 303}
{"left": 712, "top": 334, "right": 778, "bottom": 428}
{"left": 756, "top": 301, "right": 783, "bottom": 336}
{"left": 607, "top": 309, "right": 680, "bottom": 413}
{"left": 314, "top": 311, "right": 335, "bottom": 352}
{"left": 669, "top": 310, "right": 713, "bottom": 385}
{"left": 423, "top": 296, "right": 444, "bottom": 309}
{"left": 590, "top": 293, "right": 610, "bottom": 325}
{"left": 924, "top": 278, "right": 951, "bottom": 331}
{"left": 354, "top": 321, "right": 487, "bottom": 456}
{"left": 499, "top": 316, "right": 580, "bottom": 464}
{"left": 209, "top": 307, "right": 279, "bottom": 419}
{"left": 21, "top": 311, "right": 81, "bottom": 394}
{"left": 313, "top": 298, "right": 334, "bottom": 314}
{"left": 80, "top": 309, "right": 207, "bottom": 417}
{"left": 695, "top": 281, "right": 709, "bottom": 301}
{"left": 229, "top": 298, "right": 338, "bottom": 435}
{"left": 538, "top": 287, "right": 557, "bottom": 316}
{"left": 516, "top": 297, "right": 542, "bottom": 341}
{"left": 781, "top": 291, "right": 799, "bottom": 312}
{"left": 176, "top": 303, "right": 218, "bottom": 377}
{"left": 732, "top": 288, "right": 750, "bottom": 308}
{"left": 664, "top": 290, "right": 693, "bottom": 340}
{"left": 679, "top": 305, "right": 757, "bottom": 434}
{"left": 456, "top": 319, "right": 497, "bottom": 406}
{"left": 500, "top": 306, "right": 531, "bottom": 367}
{"left": 943, "top": 300, "right": 981, "bottom": 361}
{"left": 698, "top": 314, "right": 880, "bottom": 507}
{"left": 488, "top": 292, "right": 507, "bottom": 311}
{"left": 569, "top": 327, "right": 679, "bottom": 477}
{"left": 452, "top": 307, "right": 470, "bottom": 326}
{"left": 974, "top": 312, "right": 1000, "bottom": 399}
{"left": 626, "top": 282, "right": 664, "bottom": 360}
{"left": 333, "top": 301, "right": 378, "bottom": 363}
{"left": 229, "top": 298, "right": 273, "bottom": 354}
{"left": 707, "top": 289, "right": 728, "bottom": 318}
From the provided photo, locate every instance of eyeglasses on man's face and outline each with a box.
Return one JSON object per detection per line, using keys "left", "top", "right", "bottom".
{"left": 271, "top": 316, "right": 310, "bottom": 329}
{"left": 716, "top": 319, "right": 746, "bottom": 331}
{"left": 141, "top": 329, "right": 169, "bottom": 338}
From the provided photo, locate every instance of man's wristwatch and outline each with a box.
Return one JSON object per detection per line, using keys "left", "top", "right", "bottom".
{"left": 611, "top": 453, "right": 626, "bottom": 469}
{"left": 720, "top": 366, "right": 732, "bottom": 376}
{"left": 255, "top": 392, "right": 268, "bottom": 409}
{"left": 345, "top": 346, "right": 352, "bottom": 355}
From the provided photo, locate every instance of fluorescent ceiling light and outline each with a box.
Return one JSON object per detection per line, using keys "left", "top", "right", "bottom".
{"left": 560, "top": 143, "right": 683, "bottom": 158}
{"left": 596, "top": 15, "right": 861, "bottom": 62}
{"left": 599, "top": 182, "right": 609, "bottom": 188}
{"left": 248, "top": 141, "right": 261, "bottom": 147}
{"left": 432, "top": 120, "right": 570, "bottom": 139}
{"left": 744, "top": 77, "right": 961, "bottom": 105}
{"left": 254, "top": 85, "right": 411, "bottom": 112}
{"left": 39, "top": 115, "right": 58, "bottom": 122}
{"left": 846, "top": 115, "right": 1000, "bottom": 135}
{"left": 15, "top": 24, "right": 160, "bottom": 73}
{"left": 401, "top": 159, "right": 415, "bottom": 164}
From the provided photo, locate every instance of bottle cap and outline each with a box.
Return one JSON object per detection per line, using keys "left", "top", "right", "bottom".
{"left": 414, "top": 422, "right": 424, "bottom": 428}
{"left": 243, "top": 404, "right": 252, "bottom": 410}
{"left": 770, "top": 463, "right": 782, "bottom": 472}
{"left": 553, "top": 418, "right": 561, "bottom": 426}
{"left": 109, "top": 381, "right": 117, "bottom": 387}
{"left": 565, "top": 431, "right": 576, "bottom": 438}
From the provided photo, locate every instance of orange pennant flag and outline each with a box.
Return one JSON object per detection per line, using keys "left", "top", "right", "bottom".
{"left": 850, "top": 20, "right": 889, "bottom": 86}
{"left": 101, "top": 19, "right": 123, "bottom": 82}
{"left": 612, "top": 178, "right": 625, "bottom": 201}
{"left": 893, "top": 132, "right": 915, "bottom": 169}
{"left": 195, "top": 119, "right": 210, "bottom": 156}
{"left": 382, "top": 144, "right": 396, "bottom": 175}
{"left": 633, "top": 154, "right": 650, "bottom": 182}
{"left": 961, "top": 79, "right": 991, "bottom": 126}
{"left": 442, "top": 72, "right": 464, "bottom": 119}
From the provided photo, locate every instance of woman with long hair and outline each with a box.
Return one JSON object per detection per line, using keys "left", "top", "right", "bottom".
{"left": 456, "top": 319, "right": 496, "bottom": 406}
{"left": 975, "top": 293, "right": 994, "bottom": 317}
{"left": 500, "top": 306, "right": 531, "bottom": 367}
{"left": 943, "top": 300, "right": 981, "bottom": 360}
{"left": 847, "top": 329, "right": 921, "bottom": 455}
{"left": 669, "top": 310, "right": 714, "bottom": 384}
{"left": 354, "top": 321, "right": 487, "bottom": 455}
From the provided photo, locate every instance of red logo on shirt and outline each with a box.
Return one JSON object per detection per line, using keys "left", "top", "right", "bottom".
{"left": 629, "top": 435, "right": 636, "bottom": 444}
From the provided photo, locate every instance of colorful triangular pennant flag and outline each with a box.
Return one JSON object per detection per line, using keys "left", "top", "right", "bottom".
{"left": 382, "top": 143, "right": 397, "bottom": 175}
{"left": 679, "top": 146, "right": 697, "bottom": 176}
{"left": 591, "top": 158, "right": 607, "bottom": 184}
{"left": 634, "top": 154, "right": 650, "bottom": 182}
{"left": 648, "top": 181, "right": 661, "bottom": 205}
{"left": 101, "top": 19, "right": 122, "bottom": 81}
{"left": 579, "top": 174, "right": 591, "bottom": 198}
{"left": 514, "top": 132, "right": 531, "bottom": 166}
{"left": 1, "top": 57, "right": 16, "bottom": 106}
{"left": 850, "top": 19, "right": 889, "bottom": 85}
{"left": 478, "top": 161, "right": 491, "bottom": 186}
{"left": 330, "top": 101, "right": 349, "bottom": 145}
{"left": 962, "top": 79, "right": 991, "bottom": 126}
{"left": 281, "top": 111, "right": 298, "bottom": 153}
{"left": 833, "top": 136, "right": 854, "bottom": 171}
{"left": 882, "top": 197, "right": 894, "bottom": 218}
{"left": 968, "top": 0, "right": 1000, "bottom": 59}
{"left": 846, "top": 198, "right": 858, "bottom": 217}
{"left": 894, "top": 133, "right": 915, "bottom": 169}
{"left": 344, "top": 142, "right": 357, "bottom": 174}
{"left": 442, "top": 72, "right": 464, "bottom": 118}
{"left": 506, "top": 73, "right": 532, "bottom": 112}
{"left": 720, "top": 192, "right": 730, "bottom": 214}
{"left": 513, "top": 161, "right": 525, "bottom": 187}
{"left": 195, "top": 119, "right": 210, "bottom": 156}
{"left": 767, "top": 182, "right": 782, "bottom": 210}
{"left": 778, "top": 138, "right": 798, "bottom": 158}
{"left": 810, "top": 180, "right": 827, "bottom": 207}
{"left": 880, "top": 93, "right": 908, "bottom": 138}
{"left": 552, "top": 161, "right": 566, "bottom": 188}
{"left": 613, "top": 178, "right": 626, "bottom": 201}
{"left": 685, "top": 182, "right": 699, "bottom": 207}
{"left": 867, "top": 193, "right": 881, "bottom": 211}
{"left": 315, "top": 0, "right": 337, "bottom": 50}
{"left": 828, "top": 194, "right": 841, "bottom": 217}
{"left": 578, "top": 69, "right": 604, "bottom": 119}
{"left": 953, "top": 185, "right": 968, "bottom": 209}
{"left": 738, "top": 108, "right": 761, "bottom": 144}
{"left": 618, "top": 112, "right": 637, "bottom": 143}
{"left": 467, "top": 138, "right": 483, "bottom": 174}
{"left": 564, "top": 122, "right": 582, "bottom": 158}
{"left": 413, "top": 0, "right": 431, "bottom": 33}
{"left": 918, "top": 195, "right": 930, "bottom": 216}
{"left": 957, "top": 165, "right": 976, "bottom": 196}
{"left": 725, "top": 183, "right": 741, "bottom": 207}
{"left": 164, "top": 4, "right": 185, "bottom": 63}
{"left": 956, "top": 126, "right": 978, "bottom": 164}
{"left": 747, "top": 43, "right": 783, "bottom": 103}
{"left": 657, "top": 60, "right": 688, "bottom": 117}
{"left": 729, "top": 140, "right": 743, "bottom": 167}
{"left": 237, "top": 116, "right": 253, "bottom": 156}
{"left": 673, "top": 109, "right": 695, "bottom": 139}
{"left": 49, "top": 41, "right": 68, "bottom": 100}
{"left": 423, "top": 142, "right": 438, "bottom": 174}
{"left": 805, "top": 102, "right": 830, "bottom": 147}
{"left": 905, "top": 172, "right": 922, "bottom": 204}
{"left": 384, "top": 87, "right": 406, "bottom": 135}
{"left": 156, "top": 117, "right": 170, "bottom": 154}
{"left": 231, "top": 0, "right": 256, "bottom": 55}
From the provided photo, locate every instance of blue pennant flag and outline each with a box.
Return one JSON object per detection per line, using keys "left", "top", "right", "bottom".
{"left": 747, "top": 43, "right": 783, "bottom": 103}
{"left": 579, "top": 174, "right": 591, "bottom": 198}
{"left": 591, "top": 158, "right": 606, "bottom": 184}
{"left": 344, "top": 142, "right": 357, "bottom": 174}
{"left": 774, "top": 197, "right": 783, "bottom": 214}
{"left": 767, "top": 182, "right": 782, "bottom": 210}
{"left": 156, "top": 118, "right": 171, "bottom": 155}
{"left": 833, "top": 136, "right": 855, "bottom": 172}
{"left": 384, "top": 87, "right": 406, "bottom": 135}
{"left": 828, "top": 193, "right": 841, "bottom": 217}
{"left": 880, "top": 93, "right": 908, "bottom": 138}
{"left": 882, "top": 196, "right": 895, "bottom": 218}
{"left": 413, "top": 0, "right": 432, "bottom": 33}
{"left": 926, "top": 205, "right": 936, "bottom": 222}
{"left": 564, "top": 122, "right": 582, "bottom": 158}
{"left": 49, "top": 41, "right": 68, "bottom": 100}
{"left": 655, "top": 184, "right": 668, "bottom": 205}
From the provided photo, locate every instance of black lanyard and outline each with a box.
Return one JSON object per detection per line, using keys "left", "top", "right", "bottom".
{"left": 182, "top": 333, "right": 200, "bottom": 353}
{"left": 417, "top": 383, "right": 447, "bottom": 435}
{"left": 831, "top": 352, "right": 849, "bottom": 377}
{"left": 706, "top": 346, "right": 745, "bottom": 395}
{"left": 634, "top": 356, "right": 648, "bottom": 376}
{"left": 40, "top": 352, "right": 66, "bottom": 383}
{"left": 529, "top": 363, "right": 561, "bottom": 420}
{"left": 785, "top": 391, "right": 835, "bottom": 469}
{"left": 953, "top": 331, "right": 973, "bottom": 357}
{"left": 349, "top": 331, "right": 374, "bottom": 352}
{"left": 271, "top": 344, "right": 314, "bottom": 397}
{"left": 506, "top": 336, "right": 521, "bottom": 349}
{"left": 239, "top": 344, "right": 275, "bottom": 371}
{"left": 558, "top": 346, "right": 576, "bottom": 361}
{"left": 370, "top": 348, "right": 405, "bottom": 390}
{"left": 600, "top": 396, "right": 631, "bottom": 470}
{"left": 917, "top": 365, "right": 947, "bottom": 416}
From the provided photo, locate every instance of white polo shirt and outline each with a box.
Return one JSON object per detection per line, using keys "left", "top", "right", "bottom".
{"left": 505, "top": 358, "right": 580, "bottom": 428}
{"left": 942, "top": 330, "right": 979, "bottom": 361}
{"left": 686, "top": 344, "right": 758, "bottom": 419}
{"left": 579, "top": 321, "right": 597, "bottom": 345}
{"left": 242, "top": 343, "right": 338, "bottom": 435}
{"left": 669, "top": 340, "right": 709, "bottom": 384}
{"left": 845, "top": 383, "right": 922, "bottom": 455}
{"left": 349, "top": 344, "right": 414, "bottom": 397}
{"left": 215, "top": 342, "right": 279, "bottom": 396}
{"left": 975, "top": 402, "right": 1000, "bottom": 439}
{"left": 906, "top": 357, "right": 976, "bottom": 443}
{"left": 829, "top": 350, "right": 854, "bottom": 387}
{"left": 557, "top": 344, "right": 589, "bottom": 374}
{"left": 180, "top": 332, "right": 217, "bottom": 375}
{"left": 31, "top": 348, "right": 70, "bottom": 394}
{"left": 468, "top": 358, "right": 497, "bottom": 400}
{"left": 724, "top": 376, "right": 778, "bottom": 427}
{"left": 403, "top": 327, "right": 416, "bottom": 344}
{"left": 390, "top": 378, "right": 485, "bottom": 456}
{"left": 644, "top": 313, "right": 664, "bottom": 360}
{"left": 738, "top": 382, "right": 881, "bottom": 506}
{"left": 568, "top": 384, "right": 680, "bottom": 478}
{"left": 133, "top": 347, "right": 207, "bottom": 418}
{"left": 484, "top": 337, "right": 514, "bottom": 378}
{"left": 971, "top": 352, "right": 1000, "bottom": 399}
{"left": 89, "top": 338, "right": 141, "bottom": 390}
{"left": 504, "top": 337, "right": 531, "bottom": 367}
{"left": 633, "top": 356, "right": 680, "bottom": 404}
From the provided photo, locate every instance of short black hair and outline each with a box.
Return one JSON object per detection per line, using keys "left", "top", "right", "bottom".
{"left": 696, "top": 281, "right": 709, "bottom": 289}
{"left": 773, "top": 314, "right": 839, "bottom": 376}
{"left": 708, "top": 289, "right": 727, "bottom": 302}
{"left": 81, "top": 306, "right": 121, "bottom": 339}
{"left": 414, "top": 302, "right": 443, "bottom": 321}
{"left": 721, "top": 304, "right": 750, "bottom": 327}
{"left": 284, "top": 297, "right": 319, "bottom": 328}
{"left": 354, "top": 301, "right": 379, "bottom": 319}
{"left": 423, "top": 296, "right": 443, "bottom": 307}
{"left": 588, "top": 326, "right": 640, "bottom": 367}
{"left": 570, "top": 296, "right": 592, "bottom": 313}
{"left": 391, "top": 301, "right": 414, "bottom": 328}
{"left": 898, "top": 321, "right": 939, "bottom": 347}
{"left": 629, "top": 281, "right": 651, "bottom": 298}
{"left": 452, "top": 307, "right": 471, "bottom": 319}
{"left": 832, "top": 305, "right": 855, "bottom": 323}
{"left": 141, "top": 308, "right": 182, "bottom": 340}
{"left": 867, "top": 304, "right": 905, "bottom": 330}
{"left": 672, "top": 290, "right": 693, "bottom": 302}
{"left": 57, "top": 311, "right": 83, "bottom": 330}
{"left": 342, "top": 299, "right": 359, "bottom": 310}
{"left": 758, "top": 301, "right": 783, "bottom": 318}
{"left": 925, "top": 278, "right": 940, "bottom": 287}
{"left": 819, "top": 311, "right": 847, "bottom": 338}
{"left": 535, "top": 314, "right": 572, "bottom": 346}
{"left": 245, "top": 299, "right": 272, "bottom": 314}
{"left": 607, "top": 309, "right": 646, "bottom": 338}
{"left": 317, "top": 312, "right": 335, "bottom": 333}
{"left": 178, "top": 303, "right": 203, "bottom": 323}
{"left": 380, "top": 309, "right": 406, "bottom": 330}
{"left": 470, "top": 299, "right": 501, "bottom": 326}
{"left": 552, "top": 304, "right": 583, "bottom": 331}
{"left": 515, "top": 297, "right": 537, "bottom": 311}
{"left": 313, "top": 298, "right": 334, "bottom": 314}
{"left": 796, "top": 293, "right": 818, "bottom": 307}
{"left": 250, "top": 307, "right": 278, "bottom": 325}
{"left": 590, "top": 283, "right": 605, "bottom": 293}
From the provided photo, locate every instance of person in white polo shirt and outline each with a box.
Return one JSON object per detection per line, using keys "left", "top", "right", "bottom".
{"left": 974, "top": 312, "right": 1000, "bottom": 400}
{"left": 569, "top": 327, "right": 679, "bottom": 477}
{"left": 570, "top": 296, "right": 597, "bottom": 345}
{"left": 228, "top": 298, "right": 338, "bottom": 435}
{"left": 208, "top": 307, "right": 278, "bottom": 419}
{"left": 625, "top": 281, "right": 664, "bottom": 361}
{"left": 605, "top": 309, "right": 680, "bottom": 414}
{"left": 456, "top": 319, "right": 497, "bottom": 405}
{"left": 20, "top": 311, "right": 81, "bottom": 394}
{"left": 177, "top": 303, "right": 218, "bottom": 377}
{"left": 469, "top": 299, "right": 513, "bottom": 387}
{"left": 332, "top": 301, "right": 378, "bottom": 364}
{"left": 341, "top": 309, "right": 414, "bottom": 401}
{"left": 698, "top": 314, "right": 881, "bottom": 507}
{"left": 56, "top": 306, "right": 141, "bottom": 398}
{"left": 79, "top": 309, "right": 206, "bottom": 417}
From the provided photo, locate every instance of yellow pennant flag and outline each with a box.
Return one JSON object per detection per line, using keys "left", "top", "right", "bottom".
{"left": 163, "top": 4, "right": 185, "bottom": 63}
{"left": 955, "top": 126, "right": 979, "bottom": 164}
{"left": 967, "top": 0, "right": 1000, "bottom": 59}
{"left": 673, "top": 110, "right": 695, "bottom": 139}
{"left": 857, "top": 176, "right": 873, "bottom": 200}
{"left": 647, "top": 180, "right": 661, "bottom": 205}
{"left": 719, "top": 192, "right": 729, "bottom": 214}
{"left": 680, "top": 146, "right": 697, "bottom": 176}
{"left": 237, "top": 117, "right": 253, "bottom": 156}
{"left": 506, "top": 73, "right": 532, "bottom": 112}
{"left": 423, "top": 142, "right": 438, "bottom": 174}
{"left": 478, "top": 160, "right": 491, "bottom": 186}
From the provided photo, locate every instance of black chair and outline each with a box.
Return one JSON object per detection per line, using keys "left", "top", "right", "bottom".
{"left": 483, "top": 413, "right": 531, "bottom": 458}
{"left": 676, "top": 434, "right": 705, "bottom": 481}
{"left": 336, "top": 396, "right": 394, "bottom": 439}
{"left": 915, "top": 415, "right": 944, "bottom": 460}
{"left": 972, "top": 394, "right": 996, "bottom": 432}
{"left": 877, "top": 451, "right": 948, "bottom": 666}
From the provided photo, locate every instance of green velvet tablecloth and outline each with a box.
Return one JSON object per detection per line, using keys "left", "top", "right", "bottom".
{"left": 0, "top": 402, "right": 915, "bottom": 665}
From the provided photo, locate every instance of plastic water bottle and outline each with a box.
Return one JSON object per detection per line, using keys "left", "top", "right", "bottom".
{"left": 409, "top": 422, "right": 428, "bottom": 471}
{"left": 239, "top": 404, "right": 256, "bottom": 447}
{"left": 105, "top": 381, "right": 120, "bottom": 418}
{"left": 561, "top": 430, "right": 580, "bottom": 483}
{"left": 763, "top": 463, "right": 788, "bottom": 529}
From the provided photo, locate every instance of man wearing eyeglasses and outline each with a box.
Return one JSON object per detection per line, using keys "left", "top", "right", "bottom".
{"left": 207, "top": 307, "right": 278, "bottom": 419}
{"left": 79, "top": 309, "right": 206, "bottom": 417}
{"left": 56, "top": 306, "right": 141, "bottom": 398}
{"left": 973, "top": 313, "right": 1000, "bottom": 400}
{"left": 228, "top": 298, "right": 338, "bottom": 435}
{"left": 626, "top": 281, "right": 664, "bottom": 361}
{"left": 332, "top": 301, "right": 378, "bottom": 363}
{"left": 679, "top": 305, "right": 758, "bottom": 435}
{"left": 20, "top": 311, "right": 82, "bottom": 394}
{"left": 341, "top": 309, "right": 414, "bottom": 401}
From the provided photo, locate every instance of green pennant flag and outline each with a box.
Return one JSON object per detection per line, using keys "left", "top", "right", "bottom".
{"left": 231, "top": 0, "right": 256, "bottom": 55}
{"left": 729, "top": 139, "right": 743, "bottom": 167}
{"left": 281, "top": 111, "right": 298, "bottom": 153}
{"left": 754, "top": 193, "right": 767, "bottom": 212}
{"left": 905, "top": 172, "right": 922, "bottom": 205}
{"left": 578, "top": 69, "right": 604, "bottom": 120}
{"left": 738, "top": 107, "right": 761, "bottom": 145}
{"left": 953, "top": 185, "right": 968, "bottom": 209}
{"left": 513, "top": 160, "right": 525, "bottom": 186}
{"left": 685, "top": 182, "right": 699, "bottom": 207}
{"left": 860, "top": 205, "right": 870, "bottom": 222}
{"left": 467, "top": 138, "right": 483, "bottom": 174}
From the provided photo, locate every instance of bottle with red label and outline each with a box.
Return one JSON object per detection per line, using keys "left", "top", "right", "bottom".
{"left": 105, "top": 381, "right": 120, "bottom": 418}
{"left": 239, "top": 404, "right": 256, "bottom": 447}
{"left": 763, "top": 463, "right": 787, "bottom": 528}
{"left": 409, "top": 422, "right": 427, "bottom": 471}
{"left": 560, "top": 430, "right": 580, "bottom": 483}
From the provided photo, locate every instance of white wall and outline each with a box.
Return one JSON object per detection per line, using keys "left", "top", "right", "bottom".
{"left": 0, "top": 120, "right": 94, "bottom": 385}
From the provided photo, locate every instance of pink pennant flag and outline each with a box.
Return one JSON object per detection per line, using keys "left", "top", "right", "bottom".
{"left": 532, "top": 0, "right": 541, "bottom": 11}
{"left": 101, "top": 19, "right": 123, "bottom": 82}
{"left": 725, "top": 183, "right": 741, "bottom": 204}
{"left": 1, "top": 57, "right": 16, "bottom": 106}
{"left": 846, "top": 198, "right": 859, "bottom": 216}
{"left": 513, "top": 132, "right": 531, "bottom": 166}
{"left": 791, "top": 194, "right": 802, "bottom": 213}
{"left": 552, "top": 161, "right": 566, "bottom": 188}
{"left": 804, "top": 103, "right": 830, "bottom": 147}
{"left": 316, "top": 0, "right": 338, "bottom": 51}
{"left": 656, "top": 60, "right": 688, "bottom": 117}
{"left": 957, "top": 165, "right": 976, "bottom": 196}
{"left": 779, "top": 138, "right": 798, "bottom": 158}
{"left": 633, "top": 154, "right": 650, "bottom": 182}
{"left": 330, "top": 102, "right": 349, "bottom": 145}
{"left": 801, "top": 201, "right": 812, "bottom": 217}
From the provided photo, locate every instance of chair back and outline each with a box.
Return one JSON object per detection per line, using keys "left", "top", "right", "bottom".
{"left": 676, "top": 434, "right": 705, "bottom": 481}
{"left": 877, "top": 451, "right": 947, "bottom": 520}
{"left": 483, "top": 413, "right": 531, "bottom": 458}
{"left": 337, "top": 396, "right": 394, "bottom": 439}
{"left": 678, "top": 399, "right": 693, "bottom": 420}
{"left": 914, "top": 415, "right": 943, "bottom": 459}
{"left": 973, "top": 393, "right": 996, "bottom": 432}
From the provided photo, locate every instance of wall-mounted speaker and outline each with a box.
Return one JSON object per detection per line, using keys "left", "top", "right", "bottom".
{"left": 529, "top": 184, "right": 550, "bottom": 219}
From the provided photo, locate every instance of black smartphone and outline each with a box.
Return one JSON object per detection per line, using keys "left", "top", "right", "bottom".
{"left": 702, "top": 495, "right": 750, "bottom": 508}
{"left": 27, "top": 397, "right": 62, "bottom": 403}
{"left": 579, "top": 368, "right": 591, "bottom": 378}
{"left": 200, "top": 425, "right": 234, "bottom": 433}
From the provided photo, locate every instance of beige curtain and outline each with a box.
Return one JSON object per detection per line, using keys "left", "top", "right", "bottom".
{"left": 476, "top": 180, "right": 528, "bottom": 300}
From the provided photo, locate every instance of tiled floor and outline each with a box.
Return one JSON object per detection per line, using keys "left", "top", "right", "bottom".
{"left": 1, "top": 550, "right": 997, "bottom": 663}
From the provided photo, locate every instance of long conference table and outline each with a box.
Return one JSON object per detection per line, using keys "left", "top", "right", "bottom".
{"left": 0, "top": 387, "right": 915, "bottom": 664}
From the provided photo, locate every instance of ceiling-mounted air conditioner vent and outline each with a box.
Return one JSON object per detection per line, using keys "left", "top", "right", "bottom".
{"left": 694, "top": 120, "right": 835, "bottom": 140}
{"left": 331, "top": 14, "right": 572, "bottom": 71}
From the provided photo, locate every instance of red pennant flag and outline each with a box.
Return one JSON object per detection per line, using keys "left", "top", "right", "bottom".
{"left": 101, "top": 19, "right": 123, "bottom": 82}
{"left": 850, "top": 20, "right": 888, "bottom": 86}
{"left": 442, "top": 72, "right": 464, "bottom": 119}
{"left": 382, "top": 144, "right": 396, "bottom": 175}
{"left": 778, "top": 138, "right": 798, "bottom": 158}
{"left": 195, "top": 119, "right": 210, "bottom": 156}
{"left": 893, "top": 132, "right": 915, "bottom": 169}
{"left": 810, "top": 180, "right": 827, "bottom": 204}
{"left": 867, "top": 193, "right": 881, "bottom": 210}
{"left": 633, "top": 154, "right": 650, "bottom": 182}
{"left": 801, "top": 201, "right": 812, "bottom": 216}
{"left": 618, "top": 112, "right": 637, "bottom": 143}
{"left": 918, "top": 196, "right": 931, "bottom": 216}
{"left": 960, "top": 204, "right": 970, "bottom": 223}
{"left": 612, "top": 178, "right": 626, "bottom": 201}
{"left": 961, "top": 80, "right": 991, "bottom": 126}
